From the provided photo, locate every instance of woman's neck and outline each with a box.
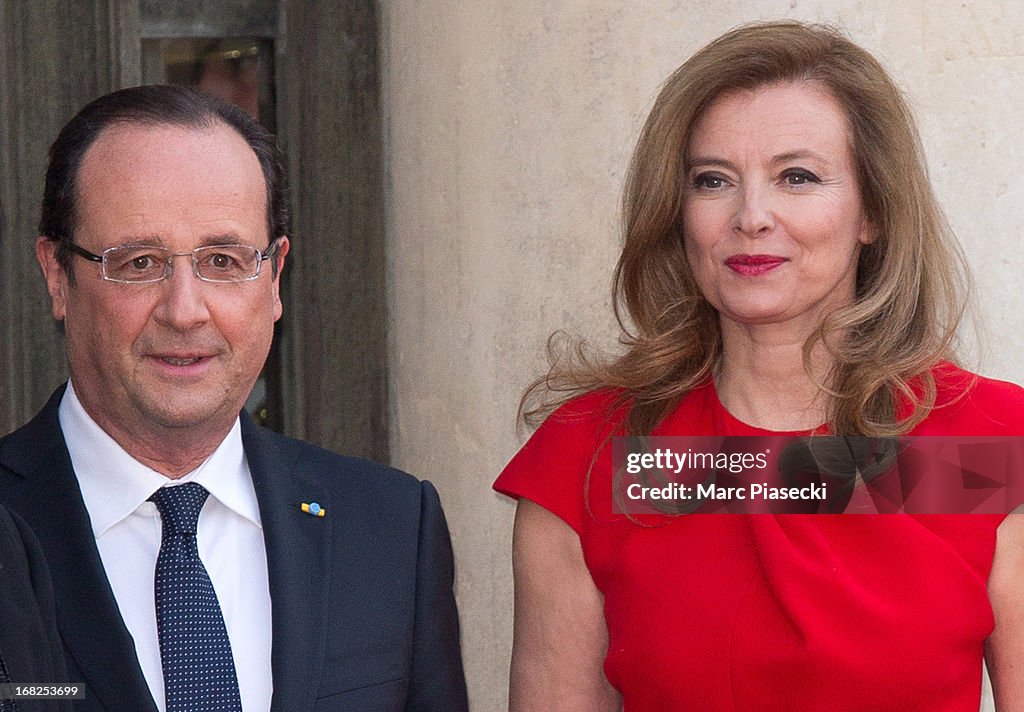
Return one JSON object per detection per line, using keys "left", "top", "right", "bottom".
{"left": 715, "top": 319, "right": 834, "bottom": 431}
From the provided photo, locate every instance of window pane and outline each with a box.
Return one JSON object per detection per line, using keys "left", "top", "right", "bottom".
{"left": 140, "top": 37, "right": 276, "bottom": 129}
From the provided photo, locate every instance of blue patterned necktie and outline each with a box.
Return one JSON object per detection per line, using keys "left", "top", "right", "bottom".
{"left": 150, "top": 483, "right": 242, "bottom": 712}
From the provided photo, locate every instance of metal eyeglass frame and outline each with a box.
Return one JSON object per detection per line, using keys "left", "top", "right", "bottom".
{"left": 61, "top": 237, "right": 282, "bottom": 284}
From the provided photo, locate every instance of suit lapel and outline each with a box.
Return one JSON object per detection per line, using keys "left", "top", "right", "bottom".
{"left": 0, "top": 388, "right": 157, "bottom": 712}
{"left": 242, "top": 417, "right": 332, "bottom": 712}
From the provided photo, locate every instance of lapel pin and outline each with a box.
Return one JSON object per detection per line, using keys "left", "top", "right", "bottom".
{"left": 301, "top": 502, "right": 326, "bottom": 517}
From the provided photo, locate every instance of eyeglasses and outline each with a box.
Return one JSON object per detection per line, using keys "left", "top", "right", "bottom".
{"left": 64, "top": 239, "right": 281, "bottom": 284}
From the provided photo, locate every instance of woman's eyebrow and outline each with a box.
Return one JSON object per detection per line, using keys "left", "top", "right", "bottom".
{"left": 771, "top": 150, "right": 830, "bottom": 165}
{"left": 686, "top": 157, "right": 738, "bottom": 171}
{"left": 687, "top": 151, "right": 832, "bottom": 171}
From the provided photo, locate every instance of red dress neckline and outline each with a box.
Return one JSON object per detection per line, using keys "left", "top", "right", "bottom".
{"left": 662, "top": 378, "right": 818, "bottom": 437}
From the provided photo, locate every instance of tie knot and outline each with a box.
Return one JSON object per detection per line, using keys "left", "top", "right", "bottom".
{"left": 150, "top": 483, "right": 210, "bottom": 536}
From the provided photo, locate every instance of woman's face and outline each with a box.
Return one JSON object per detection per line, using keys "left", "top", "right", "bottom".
{"left": 682, "top": 81, "right": 873, "bottom": 334}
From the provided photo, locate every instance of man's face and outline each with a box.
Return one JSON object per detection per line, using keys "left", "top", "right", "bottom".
{"left": 37, "top": 122, "right": 288, "bottom": 443}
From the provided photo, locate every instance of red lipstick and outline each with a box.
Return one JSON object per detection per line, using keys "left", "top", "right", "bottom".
{"left": 725, "top": 254, "right": 787, "bottom": 276}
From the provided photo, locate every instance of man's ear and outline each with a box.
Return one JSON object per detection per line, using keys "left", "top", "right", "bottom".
{"left": 271, "top": 236, "right": 289, "bottom": 321}
{"left": 36, "top": 237, "right": 69, "bottom": 321}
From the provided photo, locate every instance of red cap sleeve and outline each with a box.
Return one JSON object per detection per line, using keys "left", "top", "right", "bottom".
{"left": 494, "top": 391, "right": 622, "bottom": 534}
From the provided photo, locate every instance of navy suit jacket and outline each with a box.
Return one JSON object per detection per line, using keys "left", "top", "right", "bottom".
{"left": 0, "top": 504, "right": 71, "bottom": 712}
{"left": 0, "top": 387, "right": 468, "bottom": 712}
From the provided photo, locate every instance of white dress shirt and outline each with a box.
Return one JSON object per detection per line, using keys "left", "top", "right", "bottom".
{"left": 59, "top": 381, "right": 273, "bottom": 712}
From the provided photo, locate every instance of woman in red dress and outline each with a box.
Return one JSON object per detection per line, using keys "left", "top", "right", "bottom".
{"left": 495, "top": 21, "right": 1024, "bottom": 711}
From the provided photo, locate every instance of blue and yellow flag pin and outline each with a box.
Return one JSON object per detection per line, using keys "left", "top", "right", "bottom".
{"left": 301, "top": 502, "right": 326, "bottom": 517}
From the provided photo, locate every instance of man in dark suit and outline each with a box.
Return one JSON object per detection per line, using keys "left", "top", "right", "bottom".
{"left": 0, "top": 86, "right": 467, "bottom": 712}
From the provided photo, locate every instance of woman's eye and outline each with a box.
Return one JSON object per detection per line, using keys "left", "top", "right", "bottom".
{"left": 784, "top": 170, "right": 820, "bottom": 186}
{"left": 693, "top": 173, "right": 728, "bottom": 190}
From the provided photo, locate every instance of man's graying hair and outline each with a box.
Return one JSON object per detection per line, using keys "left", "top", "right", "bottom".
{"left": 39, "top": 84, "right": 290, "bottom": 282}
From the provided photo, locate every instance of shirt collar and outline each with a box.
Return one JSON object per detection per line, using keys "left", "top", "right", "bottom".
{"left": 59, "top": 380, "right": 262, "bottom": 537}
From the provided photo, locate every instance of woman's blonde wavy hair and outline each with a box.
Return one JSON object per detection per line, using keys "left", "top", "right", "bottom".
{"left": 522, "top": 20, "right": 969, "bottom": 437}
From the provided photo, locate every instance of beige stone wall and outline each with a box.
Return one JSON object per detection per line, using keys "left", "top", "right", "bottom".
{"left": 380, "top": 3, "right": 1022, "bottom": 709}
